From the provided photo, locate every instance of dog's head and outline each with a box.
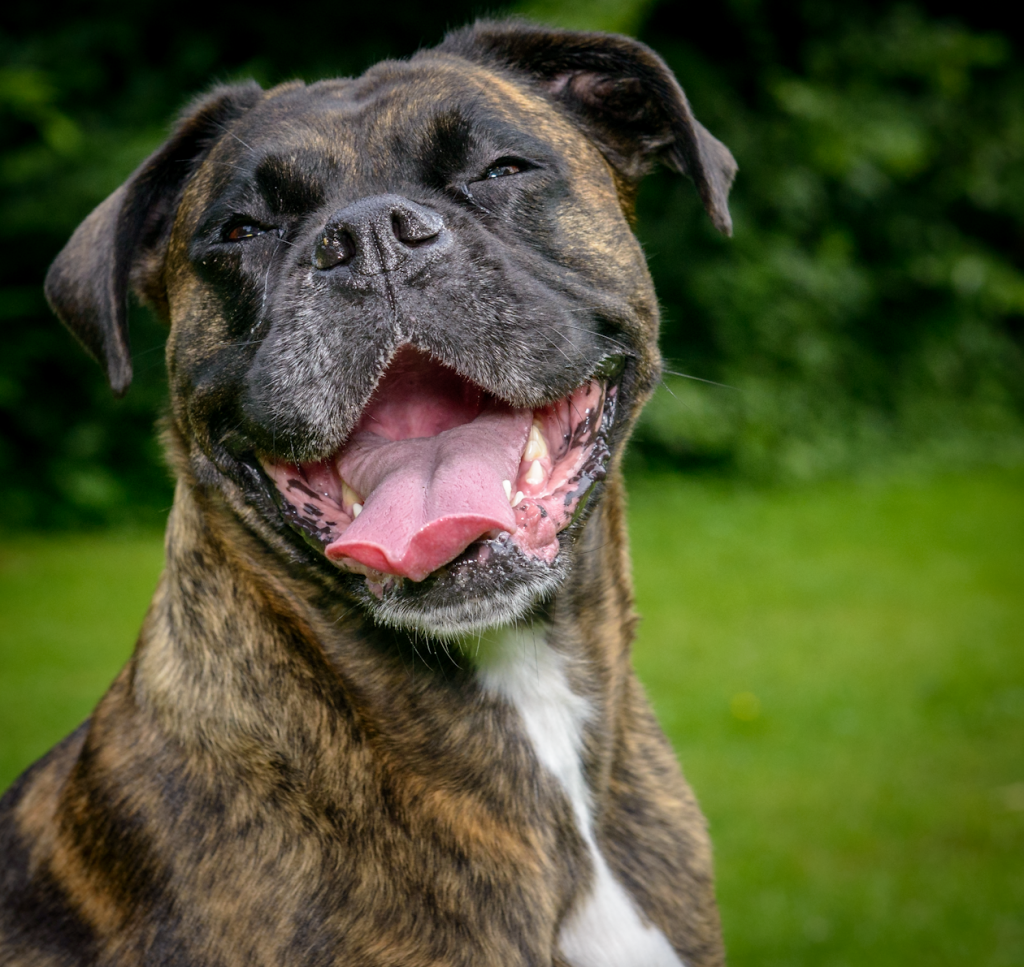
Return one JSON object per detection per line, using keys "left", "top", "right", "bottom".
{"left": 46, "top": 21, "right": 735, "bottom": 636}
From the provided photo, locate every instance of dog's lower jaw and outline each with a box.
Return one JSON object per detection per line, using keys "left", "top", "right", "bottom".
{"left": 173, "top": 427, "right": 562, "bottom": 639}
{"left": 354, "top": 554, "right": 568, "bottom": 638}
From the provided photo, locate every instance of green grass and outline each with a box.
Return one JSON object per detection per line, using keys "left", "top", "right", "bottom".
{"left": 2, "top": 469, "right": 1022, "bottom": 965}
{"left": 0, "top": 532, "right": 164, "bottom": 785}
{"left": 629, "top": 469, "right": 1024, "bottom": 966}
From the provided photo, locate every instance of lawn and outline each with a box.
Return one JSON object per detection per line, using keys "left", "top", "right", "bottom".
{"left": 2, "top": 469, "right": 1022, "bottom": 965}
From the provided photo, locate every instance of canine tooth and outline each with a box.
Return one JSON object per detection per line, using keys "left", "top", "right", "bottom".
{"left": 341, "top": 481, "right": 362, "bottom": 508}
{"left": 352, "top": 503, "right": 363, "bottom": 517}
{"left": 524, "top": 421, "right": 548, "bottom": 462}
{"left": 502, "top": 479, "right": 512, "bottom": 501}
{"left": 525, "top": 459, "right": 545, "bottom": 486}
{"left": 512, "top": 491, "right": 524, "bottom": 507}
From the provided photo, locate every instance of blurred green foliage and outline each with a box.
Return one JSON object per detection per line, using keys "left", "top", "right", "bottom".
{"left": 1, "top": 0, "right": 1022, "bottom": 527}
{"left": 630, "top": 4, "right": 1024, "bottom": 479}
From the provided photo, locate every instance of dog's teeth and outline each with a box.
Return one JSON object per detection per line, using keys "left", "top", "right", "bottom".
{"left": 512, "top": 491, "right": 524, "bottom": 507}
{"left": 352, "top": 503, "right": 362, "bottom": 518}
{"left": 502, "top": 479, "right": 512, "bottom": 501}
{"left": 525, "top": 460, "right": 545, "bottom": 486}
{"left": 524, "top": 421, "right": 548, "bottom": 462}
{"left": 341, "top": 481, "right": 363, "bottom": 509}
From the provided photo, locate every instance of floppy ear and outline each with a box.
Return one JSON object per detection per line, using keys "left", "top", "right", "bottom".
{"left": 439, "top": 20, "right": 737, "bottom": 234}
{"left": 44, "top": 82, "right": 263, "bottom": 395}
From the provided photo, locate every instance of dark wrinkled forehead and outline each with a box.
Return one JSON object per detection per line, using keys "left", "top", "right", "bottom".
{"left": 217, "top": 54, "right": 592, "bottom": 174}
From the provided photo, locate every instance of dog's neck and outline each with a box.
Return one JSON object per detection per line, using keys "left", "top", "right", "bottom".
{"left": 118, "top": 468, "right": 687, "bottom": 967}
{"left": 131, "top": 462, "right": 636, "bottom": 784}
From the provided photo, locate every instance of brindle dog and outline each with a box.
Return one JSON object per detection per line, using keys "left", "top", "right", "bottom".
{"left": 0, "top": 21, "right": 736, "bottom": 967}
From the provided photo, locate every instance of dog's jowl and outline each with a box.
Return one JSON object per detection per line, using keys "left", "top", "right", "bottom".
{"left": 0, "top": 21, "right": 735, "bottom": 967}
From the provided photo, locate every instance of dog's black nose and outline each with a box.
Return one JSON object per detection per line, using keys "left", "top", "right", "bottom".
{"left": 313, "top": 195, "right": 448, "bottom": 274}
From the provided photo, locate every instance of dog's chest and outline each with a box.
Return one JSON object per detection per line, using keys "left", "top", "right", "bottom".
{"left": 475, "top": 631, "right": 684, "bottom": 967}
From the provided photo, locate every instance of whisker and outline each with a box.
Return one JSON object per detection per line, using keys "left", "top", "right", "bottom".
{"left": 537, "top": 318, "right": 631, "bottom": 356}
{"left": 548, "top": 337, "right": 575, "bottom": 365}
{"left": 440, "top": 637, "right": 461, "bottom": 669}
{"left": 131, "top": 343, "right": 168, "bottom": 360}
{"left": 563, "top": 329, "right": 629, "bottom": 351}
{"left": 407, "top": 631, "right": 430, "bottom": 670}
{"left": 205, "top": 160, "right": 249, "bottom": 173}
{"left": 662, "top": 369, "right": 740, "bottom": 391}
{"left": 210, "top": 119, "right": 255, "bottom": 153}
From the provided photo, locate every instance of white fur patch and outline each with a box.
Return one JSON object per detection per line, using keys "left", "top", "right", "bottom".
{"left": 476, "top": 629, "right": 685, "bottom": 967}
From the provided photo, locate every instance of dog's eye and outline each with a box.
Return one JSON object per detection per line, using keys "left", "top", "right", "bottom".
{"left": 224, "top": 223, "right": 271, "bottom": 242}
{"left": 486, "top": 163, "right": 521, "bottom": 179}
{"left": 481, "top": 157, "right": 532, "bottom": 180}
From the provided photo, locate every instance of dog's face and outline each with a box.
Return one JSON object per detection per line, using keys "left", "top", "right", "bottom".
{"left": 46, "top": 22, "right": 735, "bottom": 636}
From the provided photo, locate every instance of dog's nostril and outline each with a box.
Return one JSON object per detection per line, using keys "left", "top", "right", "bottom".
{"left": 391, "top": 207, "right": 443, "bottom": 248}
{"left": 313, "top": 231, "right": 355, "bottom": 270}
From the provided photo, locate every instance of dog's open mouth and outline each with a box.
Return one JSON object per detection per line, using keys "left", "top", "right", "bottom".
{"left": 260, "top": 347, "right": 619, "bottom": 596}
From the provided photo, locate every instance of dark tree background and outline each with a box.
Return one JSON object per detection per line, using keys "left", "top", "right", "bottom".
{"left": 1, "top": 0, "right": 1022, "bottom": 528}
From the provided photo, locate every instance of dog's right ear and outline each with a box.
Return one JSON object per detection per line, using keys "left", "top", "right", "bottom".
{"left": 440, "top": 20, "right": 736, "bottom": 235}
{"left": 44, "top": 82, "right": 263, "bottom": 395}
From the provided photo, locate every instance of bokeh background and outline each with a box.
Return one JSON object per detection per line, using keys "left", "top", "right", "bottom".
{"left": 1, "top": 0, "right": 1022, "bottom": 964}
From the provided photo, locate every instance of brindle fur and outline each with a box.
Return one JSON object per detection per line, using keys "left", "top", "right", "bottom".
{"left": 0, "top": 21, "right": 735, "bottom": 966}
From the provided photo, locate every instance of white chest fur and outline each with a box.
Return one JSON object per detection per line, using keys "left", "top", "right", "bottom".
{"left": 475, "top": 629, "right": 685, "bottom": 967}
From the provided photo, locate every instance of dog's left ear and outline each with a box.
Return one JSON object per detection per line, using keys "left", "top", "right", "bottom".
{"left": 44, "top": 82, "right": 263, "bottom": 395}
{"left": 440, "top": 20, "right": 737, "bottom": 234}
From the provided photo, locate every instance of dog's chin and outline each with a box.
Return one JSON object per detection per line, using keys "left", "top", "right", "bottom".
{"left": 344, "top": 533, "right": 570, "bottom": 638}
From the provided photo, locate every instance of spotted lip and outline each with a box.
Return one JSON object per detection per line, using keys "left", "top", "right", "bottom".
{"left": 259, "top": 349, "right": 624, "bottom": 598}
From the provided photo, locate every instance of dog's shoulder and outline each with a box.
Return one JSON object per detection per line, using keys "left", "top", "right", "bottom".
{"left": 0, "top": 722, "right": 96, "bottom": 965}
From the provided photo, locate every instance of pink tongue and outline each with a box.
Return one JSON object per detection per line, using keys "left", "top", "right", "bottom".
{"left": 324, "top": 408, "right": 532, "bottom": 582}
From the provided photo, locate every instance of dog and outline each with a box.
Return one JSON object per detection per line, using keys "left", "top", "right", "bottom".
{"left": 0, "top": 20, "right": 736, "bottom": 967}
